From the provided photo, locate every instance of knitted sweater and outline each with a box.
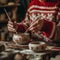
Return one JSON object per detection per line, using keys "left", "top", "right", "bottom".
{"left": 17, "top": 0, "right": 60, "bottom": 41}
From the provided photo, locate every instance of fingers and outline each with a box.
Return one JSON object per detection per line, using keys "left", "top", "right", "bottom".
{"left": 29, "top": 24, "right": 40, "bottom": 32}
{"left": 7, "top": 21, "right": 16, "bottom": 32}
{"left": 30, "top": 20, "right": 44, "bottom": 31}
{"left": 30, "top": 20, "right": 38, "bottom": 29}
{"left": 8, "top": 26, "right": 16, "bottom": 32}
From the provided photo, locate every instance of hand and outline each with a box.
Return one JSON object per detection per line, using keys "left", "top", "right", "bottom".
{"left": 7, "top": 21, "right": 16, "bottom": 32}
{"left": 27, "top": 20, "right": 44, "bottom": 32}
{"left": 29, "top": 24, "right": 40, "bottom": 32}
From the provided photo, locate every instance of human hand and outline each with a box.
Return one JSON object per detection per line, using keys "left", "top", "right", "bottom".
{"left": 28, "top": 20, "right": 44, "bottom": 32}
{"left": 7, "top": 21, "right": 16, "bottom": 32}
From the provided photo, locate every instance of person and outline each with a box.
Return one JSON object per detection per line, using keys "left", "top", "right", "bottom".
{"left": 8, "top": 0, "right": 60, "bottom": 43}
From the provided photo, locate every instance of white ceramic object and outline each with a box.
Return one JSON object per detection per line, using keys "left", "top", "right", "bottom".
{"left": 13, "top": 33, "right": 30, "bottom": 44}
{"left": 13, "top": 34, "right": 22, "bottom": 44}
{"left": 29, "top": 42, "right": 40, "bottom": 50}
{"left": 29, "top": 42, "right": 47, "bottom": 52}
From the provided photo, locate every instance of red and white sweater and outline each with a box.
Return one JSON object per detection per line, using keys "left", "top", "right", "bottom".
{"left": 17, "top": 0, "right": 60, "bottom": 41}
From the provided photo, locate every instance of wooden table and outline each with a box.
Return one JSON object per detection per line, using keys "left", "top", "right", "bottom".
{"left": 0, "top": 41, "right": 60, "bottom": 60}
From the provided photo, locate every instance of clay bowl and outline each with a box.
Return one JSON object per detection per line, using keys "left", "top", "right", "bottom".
{"left": 13, "top": 33, "right": 30, "bottom": 45}
{"left": 29, "top": 41, "right": 47, "bottom": 52}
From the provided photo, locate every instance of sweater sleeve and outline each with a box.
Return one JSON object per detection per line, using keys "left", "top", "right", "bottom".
{"left": 16, "top": 0, "right": 36, "bottom": 32}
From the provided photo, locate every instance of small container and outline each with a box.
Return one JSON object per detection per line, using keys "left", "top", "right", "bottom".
{"left": 29, "top": 41, "right": 47, "bottom": 52}
{"left": 13, "top": 33, "right": 30, "bottom": 44}
{"left": 13, "top": 34, "right": 22, "bottom": 44}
